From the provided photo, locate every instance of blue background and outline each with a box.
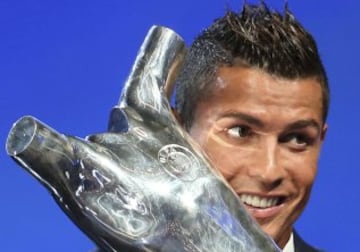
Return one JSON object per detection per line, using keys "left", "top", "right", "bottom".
{"left": 1, "top": 1, "right": 358, "bottom": 251}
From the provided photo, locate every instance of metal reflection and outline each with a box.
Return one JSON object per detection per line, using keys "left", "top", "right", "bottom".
{"left": 6, "top": 26, "right": 280, "bottom": 252}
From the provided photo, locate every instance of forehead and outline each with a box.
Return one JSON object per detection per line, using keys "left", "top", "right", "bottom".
{"left": 202, "top": 66, "right": 324, "bottom": 123}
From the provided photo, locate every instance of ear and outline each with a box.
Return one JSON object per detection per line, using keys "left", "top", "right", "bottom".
{"left": 171, "top": 107, "right": 183, "bottom": 125}
{"left": 320, "top": 123, "right": 328, "bottom": 141}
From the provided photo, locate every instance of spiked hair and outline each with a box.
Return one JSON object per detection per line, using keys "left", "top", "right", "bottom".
{"left": 175, "top": 2, "right": 329, "bottom": 130}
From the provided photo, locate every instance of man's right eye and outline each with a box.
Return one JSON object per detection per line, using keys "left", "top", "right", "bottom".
{"left": 227, "top": 126, "right": 252, "bottom": 138}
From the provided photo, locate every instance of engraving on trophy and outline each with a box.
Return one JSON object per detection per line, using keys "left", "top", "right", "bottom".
{"left": 158, "top": 144, "right": 200, "bottom": 181}
{"left": 133, "top": 126, "right": 149, "bottom": 139}
{"left": 94, "top": 184, "right": 156, "bottom": 238}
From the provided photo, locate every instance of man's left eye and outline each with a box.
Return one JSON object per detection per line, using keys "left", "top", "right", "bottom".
{"left": 281, "top": 133, "right": 313, "bottom": 149}
{"left": 290, "top": 135, "right": 307, "bottom": 146}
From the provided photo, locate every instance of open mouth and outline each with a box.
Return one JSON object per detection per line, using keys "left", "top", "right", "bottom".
{"left": 239, "top": 194, "right": 286, "bottom": 209}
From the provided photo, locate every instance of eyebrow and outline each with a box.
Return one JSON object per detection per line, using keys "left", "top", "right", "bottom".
{"left": 284, "top": 120, "right": 321, "bottom": 134}
{"left": 220, "top": 112, "right": 321, "bottom": 133}
{"left": 220, "top": 112, "right": 264, "bottom": 127}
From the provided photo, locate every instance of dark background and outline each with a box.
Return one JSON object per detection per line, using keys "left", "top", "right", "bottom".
{"left": 1, "top": 0, "right": 357, "bottom": 251}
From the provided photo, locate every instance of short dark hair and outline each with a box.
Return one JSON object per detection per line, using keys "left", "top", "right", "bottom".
{"left": 175, "top": 2, "right": 329, "bottom": 130}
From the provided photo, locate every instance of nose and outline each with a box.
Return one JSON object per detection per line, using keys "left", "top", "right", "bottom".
{"left": 247, "top": 137, "right": 285, "bottom": 189}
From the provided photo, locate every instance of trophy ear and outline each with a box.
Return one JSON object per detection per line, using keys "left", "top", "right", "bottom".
{"left": 117, "top": 26, "right": 186, "bottom": 118}
{"left": 108, "top": 107, "right": 129, "bottom": 133}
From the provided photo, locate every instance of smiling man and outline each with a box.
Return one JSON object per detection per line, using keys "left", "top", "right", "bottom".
{"left": 175, "top": 3, "right": 328, "bottom": 251}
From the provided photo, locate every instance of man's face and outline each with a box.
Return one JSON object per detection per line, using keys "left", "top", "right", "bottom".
{"left": 188, "top": 66, "right": 327, "bottom": 248}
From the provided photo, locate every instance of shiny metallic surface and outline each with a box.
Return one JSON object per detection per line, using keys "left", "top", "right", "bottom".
{"left": 6, "top": 26, "right": 280, "bottom": 251}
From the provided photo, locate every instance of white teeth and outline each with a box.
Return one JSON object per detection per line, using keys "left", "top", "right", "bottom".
{"left": 240, "top": 194, "right": 279, "bottom": 208}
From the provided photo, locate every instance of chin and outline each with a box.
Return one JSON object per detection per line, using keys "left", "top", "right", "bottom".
{"left": 258, "top": 220, "right": 292, "bottom": 248}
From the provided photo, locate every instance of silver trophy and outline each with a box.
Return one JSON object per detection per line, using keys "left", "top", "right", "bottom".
{"left": 6, "top": 26, "right": 280, "bottom": 252}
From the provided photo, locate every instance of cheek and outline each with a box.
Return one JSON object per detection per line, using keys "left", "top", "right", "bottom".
{"left": 284, "top": 151, "right": 319, "bottom": 188}
{"left": 200, "top": 136, "right": 252, "bottom": 179}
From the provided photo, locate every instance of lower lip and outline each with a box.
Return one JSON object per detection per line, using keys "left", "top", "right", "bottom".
{"left": 242, "top": 203, "right": 284, "bottom": 219}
